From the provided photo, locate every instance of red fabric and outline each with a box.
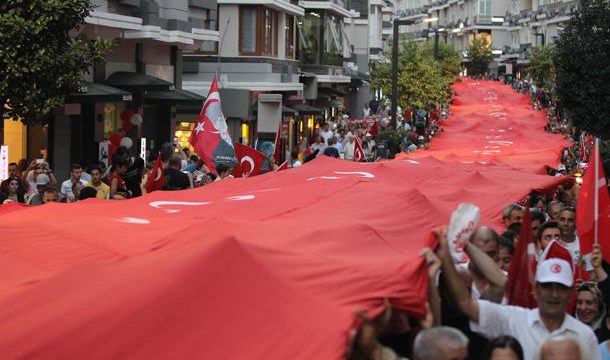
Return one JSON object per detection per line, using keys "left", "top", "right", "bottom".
{"left": 232, "top": 143, "right": 267, "bottom": 177}
{"left": 577, "top": 142, "right": 610, "bottom": 261}
{"left": 354, "top": 136, "right": 365, "bottom": 162}
{"left": 370, "top": 122, "right": 378, "bottom": 137}
{"left": 0, "top": 79, "right": 569, "bottom": 360}
{"left": 506, "top": 208, "right": 536, "bottom": 308}
{"left": 145, "top": 154, "right": 165, "bottom": 193}
{"left": 273, "top": 123, "right": 281, "bottom": 164}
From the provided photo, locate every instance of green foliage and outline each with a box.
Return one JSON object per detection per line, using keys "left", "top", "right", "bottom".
{"left": 375, "top": 127, "right": 407, "bottom": 158}
{"left": 554, "top": 0, "right": 610, "bottom": 140}
{"left": 370, "top": 39, "right": 460, "bottom": 112}
{"left": 0, "top": 0, "right": 112, "bottom": 124}
{"left": 466, "top": 36, "right": 492, "bottom": 77}
{"left": 527, "top": 45, "right": 555, "bottom": 88}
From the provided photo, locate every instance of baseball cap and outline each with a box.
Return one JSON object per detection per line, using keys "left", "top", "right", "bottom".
{"left": 365, "top": 133, "right": 372, "bottom": 137}
{"left": 35, "top": 173, "right": 50, "bottom": 186}
{"left": 536, "top": 258, "right": 573, "bottom": 287}
{"left": 557, "top": 164, "right": 567, "bottom": 172}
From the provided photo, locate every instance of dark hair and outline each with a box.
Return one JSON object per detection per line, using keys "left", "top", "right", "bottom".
{"left": 70, "top": 163, "right": 82, "bottom": 171}
{"left": 480, "top": 336, "right": 524, "bottom": 360}
{"left": 79, "top": 186, "right": 98, "bottom": 200}
{"left": 206, "top": 172, "right": 217, "bottom": 181}
{"left": 215, "top": 163, "right": 231, "bottom": 174}
{"left": 501, "top": 229, "right": 517, "bottom": 243}
{"left": 507, "top": 222, "right": 521, "bottom": 235}
{"left": 8, "top": 162, "right": 17, "bottom": 167}
{"left": 536, "top": 220, "right": 560, "bottom": 240}
{"left": 531, "top": 208, "right": 546, "bottom": 224}
{"left": 559, "top": 205, "right": 576, "bottom": 215}
{"left": 89, "top": 165, "right": 101, "bottom": 174}
{"left": 497, "top": 236, "right": 515, "bottom": 255}
{"left": 42, "top": 184, "right": 58, "bottom": 195}
{"left": 111, "top": 155, "right": 129, "bottom": 167}
{"left": 528, "top": 194, "right": 545, "bottom": 208}
{"left": 115, "top": 146, "right": 130, "bottom": 158}
{"left": 189, "top": 154, "right": 199, "bottom": 162}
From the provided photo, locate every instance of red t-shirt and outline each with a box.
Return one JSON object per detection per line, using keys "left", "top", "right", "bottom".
{"left": 109, "top": 174, "right": 126, "bottom": 191}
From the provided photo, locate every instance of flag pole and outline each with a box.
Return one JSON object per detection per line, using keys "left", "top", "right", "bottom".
{"left": 594, "top": 137, "right": 600, "bottom": 245}
{"left": 216, "top": 17, "right": 231, "bottom": 80}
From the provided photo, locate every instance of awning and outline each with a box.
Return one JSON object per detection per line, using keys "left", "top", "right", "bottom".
{"left": 65, "top": 82, "right": 132, "bottom": 103}
{"left": 105, "top": 72, "right": 174, "bottom": 91}
{"left": 291, "top": 103, "right": 324, "bottom": 115}
{"left": 144, "top": 89, "right": 204, "bottom": 105}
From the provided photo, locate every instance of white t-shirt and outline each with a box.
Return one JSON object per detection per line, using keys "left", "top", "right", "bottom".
{"left": 471, "top": 300, "right": 601, "bottom": 360}
{"left": 60, "top": 178, "right": 88, "bottom": 197}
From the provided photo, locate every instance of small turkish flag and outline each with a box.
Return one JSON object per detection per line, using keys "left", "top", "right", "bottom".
{"left": 145, "top": 153, "right": 165, "bottom": 193}
{"left": 233, "top": 143, "right": 267, "bottom": 177}
{"left": 275, "top": 160, "right": 289, "bottom": 172}
{"left": 354, "top": 136, "right": 365, "bottom": 162}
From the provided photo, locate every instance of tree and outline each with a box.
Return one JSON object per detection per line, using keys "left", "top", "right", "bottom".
{"left": 370, "top": 40, "right": 458, "bottom": 112}
{"left": 527, "top": 45, "right": 555, "bottom": 89}
{"left": 466, "top": 36, "right": 492, "bottom": 77}
{"left": 555, "top": 0, "right": 610, "bottom": 141}
{"left": 0, "top": 0, "right": 112, "bottom": 124}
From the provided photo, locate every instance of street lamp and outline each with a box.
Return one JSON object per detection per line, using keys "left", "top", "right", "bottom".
{"left": 391, "top": 16, "right": 428, "bottom": 129}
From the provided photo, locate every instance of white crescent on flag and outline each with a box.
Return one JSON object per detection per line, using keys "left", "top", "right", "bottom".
{"left": 241, "top": 156, "right": 255, "bottom": 175}
{"left": 154, "top": 168, "right": 163, "bottom": 182}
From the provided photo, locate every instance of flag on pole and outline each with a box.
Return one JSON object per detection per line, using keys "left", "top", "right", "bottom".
{"left": 354, "top": 136, "right": 365, "bottom": 162}
{"left": 189, "top": 75, "right": 237, "bottom": 174}
{"left": 232, "top": 143, "right": 267, "bottom": 177}
{"left": 505, "top": 207, "right": 536, "bottom": 308}
{"left": 145, "top": 153, "right": 165, "bottom": 193}
{"left": 577, "top": 138, "right": 610, "bottom": 262}
{"left": 275, "top": 160, "right": 289, "bottom": 172}
{"left": 272, "top": 122, "right": 281, "bottom": 165}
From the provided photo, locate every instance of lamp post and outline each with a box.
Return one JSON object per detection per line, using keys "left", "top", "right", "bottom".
{"left": 391, "top": 16, "right": 432, "bottom": 129}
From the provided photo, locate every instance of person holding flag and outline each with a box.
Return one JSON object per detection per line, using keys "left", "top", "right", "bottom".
{"left": 189, "top": 75, "right": 237, "bottom": 174}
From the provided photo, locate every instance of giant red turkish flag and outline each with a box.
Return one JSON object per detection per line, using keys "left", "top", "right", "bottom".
{"left": 0, "top": 79, "right": 569, "bottom": 359}
{"left": 189, "top": 75, "right": 237, "bottom": 173}
{"left": 577, "top": 141, "right": 610, "bottom": 261}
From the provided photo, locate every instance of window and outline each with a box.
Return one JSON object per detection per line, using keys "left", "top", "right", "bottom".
{"left": 285, "top": 15, "right": 295, "bottom": 59}
{"left": 240, "top": 7, "right": 258, "bottom": 54}
{"left": 478, "top": 0, "right": 491, "bottom": 24}
{"left": 239, "top": 6, "right": 278, "bottom": 57}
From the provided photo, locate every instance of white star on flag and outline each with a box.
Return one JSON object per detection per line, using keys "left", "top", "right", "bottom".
{"left": 194, "top": 122, "right": 204, "bottom": 134}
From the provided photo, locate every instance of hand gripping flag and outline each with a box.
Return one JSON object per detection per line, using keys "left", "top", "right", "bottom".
{"left": 577, "top": 139, "right": 610, "bottom": 262}
{"left": 353, "top": 136, "right": 365, "bottom": 162}
{"left": 145, "top": 153, "right": 165, "bottom": 193}
{"left": 232, "top": 143, "right": 267, "bottom": 177}
{"left": 189, "top": 75, "right": 237, "bottom": 174}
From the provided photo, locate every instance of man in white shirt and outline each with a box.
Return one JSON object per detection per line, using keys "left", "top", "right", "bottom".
{"left": 319, "top": 123, "right": 333, "bottom": 146}
{"left": 440, "top": 234, "right": 600, "bottom": 360}
{"left": 60, "top": 163, "right": 88, "bottom": 201}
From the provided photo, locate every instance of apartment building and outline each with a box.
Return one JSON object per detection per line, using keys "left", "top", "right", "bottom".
{"left": 181, "top": 0, "right": 304, "bottom": 157}
{"left": 3, "top": 0, "right": 219, "bottom": 177}
{"left": 392, "top": 0, "right": 578, "bottom": 78}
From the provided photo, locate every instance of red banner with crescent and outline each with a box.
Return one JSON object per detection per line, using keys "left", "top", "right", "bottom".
{"left": 232, "top": 143, "right": 267, "bottom": 177}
